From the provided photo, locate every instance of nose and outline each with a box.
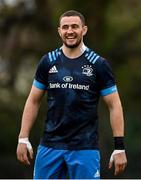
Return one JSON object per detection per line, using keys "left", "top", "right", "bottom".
{"left": 67, "top": 26, "right": 73, "bottom": 33}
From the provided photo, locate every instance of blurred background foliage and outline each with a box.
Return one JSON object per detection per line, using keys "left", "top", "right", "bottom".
{"left": 0, "top": 0, "right": 141, "bottom": 178}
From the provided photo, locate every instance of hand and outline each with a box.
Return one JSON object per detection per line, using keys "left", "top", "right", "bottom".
{"left": 109, "top": 150, "right": 127, "bottom": 175}
{"left": 16, "top": 139, "right": 33, "bottom": 165}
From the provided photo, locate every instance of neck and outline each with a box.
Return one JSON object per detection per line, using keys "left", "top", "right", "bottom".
{"left": 62, "top": 42, "right": 86, "bottom": 59}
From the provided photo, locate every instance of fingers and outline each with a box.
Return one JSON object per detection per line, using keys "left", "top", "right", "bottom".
{"left": 108, "top": 160, "right": 113, "bottom": 169}
{"left": 114, "top": 160, "right": 127, "bottom": 175}
{"left": 16, "top": 143, "right": 33, "bottom": 165}
{"left": 21, "top": 151, "right": 31, "bottom": 165}
{"left": 114, "top": 158, "right": 127, "bottom": 175}
{"left": 28, "top": 148, "right": 33, "bottom": 160}
{"left": 113, "top": 152, "right": 127, "bottom": 176}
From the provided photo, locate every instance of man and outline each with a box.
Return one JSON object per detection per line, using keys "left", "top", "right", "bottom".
{"left": 16, "top": 10, "right": 127, "bottom": 179}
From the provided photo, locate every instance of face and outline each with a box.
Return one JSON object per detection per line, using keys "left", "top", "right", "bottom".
{"left": 58, "top": 16, "right": 87, "bottom": 48}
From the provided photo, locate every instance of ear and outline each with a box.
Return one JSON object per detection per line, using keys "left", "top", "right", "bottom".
{"left": 82, "top": 26, "right": 88, "bottom": 36}
{"left": 58, "top": 27, "right": 61, "bottom": 37}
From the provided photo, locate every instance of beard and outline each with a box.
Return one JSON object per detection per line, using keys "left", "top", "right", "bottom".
{"left": 63, "top": 38, "right": 82, "bottom": 49}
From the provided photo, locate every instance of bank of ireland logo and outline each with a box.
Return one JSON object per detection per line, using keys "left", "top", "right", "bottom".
{"left": 82, "top": 65, "right": 93, "bottom": 76}
{"left": 63, "top": 76, "right": 73, "bottom": 82}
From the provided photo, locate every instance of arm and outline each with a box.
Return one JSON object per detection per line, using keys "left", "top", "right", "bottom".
{"left": 103, "top": 92, "right": 124, "bottom": 136}
{"left": 16, "top": 85, "right": 45, "bottom": 165}
{"left": 102, "top": 92, "right": 127, "bottom": 175}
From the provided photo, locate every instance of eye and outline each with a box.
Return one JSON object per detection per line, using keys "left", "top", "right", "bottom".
{"left": 62, "top": 25, "right": 69, "bottom": 30}
{"left": 71, "top": 24, "right": 79, "bottom": 29}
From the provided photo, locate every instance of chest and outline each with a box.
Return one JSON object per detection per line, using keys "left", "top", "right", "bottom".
{"left": 47, "top": 58, "right": 97, "bottom": 91}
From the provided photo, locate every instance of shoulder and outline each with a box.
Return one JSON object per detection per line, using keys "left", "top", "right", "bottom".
{"left": 46, "top": 48, "right": 61, "bottom": 62}
{"left": 86, "top": 47, "right": 111, "bottom": 66}
{"left": 38, "top": 48, "right": 61, "bottom": 66}
{"left": 41, "top": 48, "right": 61, "bottom": 62}
{"left": 84, "top": 48, "right": 100, "bottom": 64}
{"left": 84, "top": 47, "right": 106, "bottom": 65}
{"left": 85, "top": 48, "right": 114, "bottom": 76}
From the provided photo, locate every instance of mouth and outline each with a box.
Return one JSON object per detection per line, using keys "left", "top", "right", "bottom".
{"left": 65, "top": 34, "right": 77, "bottom": 39}
{"left": 65, "top": 36, "right": 77, "bottom": 42}
{"left": 67, "top": 37, "right": 75, "bottom": 39}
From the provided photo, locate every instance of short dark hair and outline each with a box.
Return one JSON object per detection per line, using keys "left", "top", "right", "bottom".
{"left": 59, "top": 10, "right": 85, "bottom": 26}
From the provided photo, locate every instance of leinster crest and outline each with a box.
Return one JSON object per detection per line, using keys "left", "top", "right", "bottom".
{"left": 82, "top": 65, "right": 93, "bottom": 76}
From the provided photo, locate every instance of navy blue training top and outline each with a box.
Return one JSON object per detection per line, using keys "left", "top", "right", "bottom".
{"left": 33, "top": 47, "right": 117, "bottom": 150}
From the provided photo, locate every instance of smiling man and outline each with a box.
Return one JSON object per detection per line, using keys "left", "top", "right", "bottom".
{"left": 58, "top": 13, "right": 87, "bottom": 49}
{"left": 16, "top": 10, "right": 127, "bottom": 179}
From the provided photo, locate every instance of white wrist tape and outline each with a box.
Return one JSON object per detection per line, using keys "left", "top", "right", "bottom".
{"left": 110, "top": 150, "right": 125, "bottom": 162}
{"left": 18, "top": 138, "right": 32, "bottom": 151}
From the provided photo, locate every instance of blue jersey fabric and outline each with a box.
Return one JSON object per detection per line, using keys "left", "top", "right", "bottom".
{"left": 33, "top": 47, "right": 117, "bottom": 150}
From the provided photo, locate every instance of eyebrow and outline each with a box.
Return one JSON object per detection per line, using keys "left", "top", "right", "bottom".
{"left": 61, "top": 23, "right": 81, "bottom": 27}
{"left": 62, "top": 23, "right": 79, "bottom": 26}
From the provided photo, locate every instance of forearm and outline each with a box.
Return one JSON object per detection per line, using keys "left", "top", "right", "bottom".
{"left": 108, "top": 97, "right": 127, "bottom": 175}
{"left": 19, "top": 97, "right": 41, "bottom": 138}
{"left": 103, "top": 92, "right": 125, "bottom": 137}
{"left": 110, "top": 101, "right": 124, "bottom": 137}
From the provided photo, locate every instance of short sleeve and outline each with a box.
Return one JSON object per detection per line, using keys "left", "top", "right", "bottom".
{"left": 33, "top": 54, "right": 50, "bottom": 90}
{"left": 96, "top": 58, "right": 118, "bottom": 96}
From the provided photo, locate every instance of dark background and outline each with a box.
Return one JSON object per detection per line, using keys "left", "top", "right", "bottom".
{"left": 0, "top": 0, "right": 141, "bottom": 178}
